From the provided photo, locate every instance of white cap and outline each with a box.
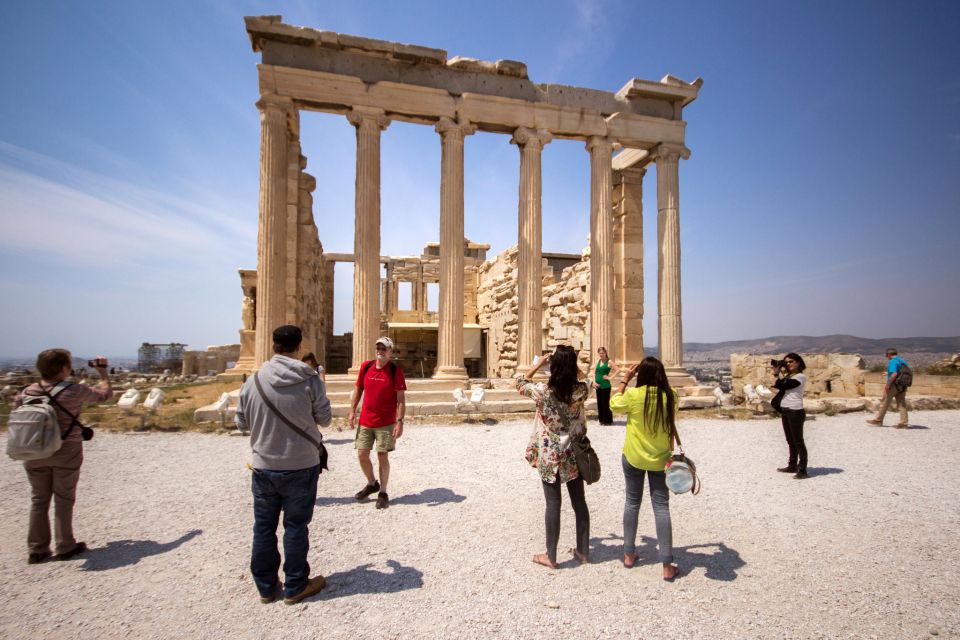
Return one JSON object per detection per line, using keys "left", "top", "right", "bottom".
{"left": 375, "top": 336, "right": 394, "bottom": 350}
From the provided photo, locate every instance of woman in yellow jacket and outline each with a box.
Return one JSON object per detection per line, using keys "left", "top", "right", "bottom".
{"left": 610, "top": 356, "right": 680, "bottom": 581}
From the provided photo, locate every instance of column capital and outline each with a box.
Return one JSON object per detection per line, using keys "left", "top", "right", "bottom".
{"left": 347, "top": 106, "right": 391, "bottom": 131}
{"left": 585, "top": 135, "right": 613, "bottom": 154}
{"left": 651, "top": 143, "right": 691, "bottom": 164}
{"left": 511, "top": 127, "right": 552, "bottom": 150}
{"left": 256, "top": 94, "right": 298, "bottom": 138}
{"left": 436, "top": 115, "right": 477, "bottom": 139}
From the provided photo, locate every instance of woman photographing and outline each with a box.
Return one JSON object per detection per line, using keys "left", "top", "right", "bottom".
{"left": 610, "top": 356, "right": 680, "bottom": 581}
{"left": 516, "top": 346, "right": 591, "bottom": 569}
{"left": 771, "top": 353, "right": 809, "bottom": 479}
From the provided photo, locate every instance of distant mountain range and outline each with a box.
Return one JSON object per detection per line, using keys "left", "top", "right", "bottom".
{"left": 682, "top": 335, "right": 960, "bottom": 355}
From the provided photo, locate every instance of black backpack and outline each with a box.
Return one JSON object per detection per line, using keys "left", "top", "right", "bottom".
{"left": 894, "top": 362, "right": 913, "bottom": 391}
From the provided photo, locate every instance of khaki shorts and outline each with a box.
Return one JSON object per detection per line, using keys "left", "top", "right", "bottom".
{"left": 355, "top": 425, "right": 396, "bottom": 452}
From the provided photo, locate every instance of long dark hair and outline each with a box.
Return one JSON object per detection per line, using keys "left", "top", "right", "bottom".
{"left": 634, "top": 356, "right": 675, "bottom": 435}
{"left": 548, "top": 345, "right": 579, "bottom": 405}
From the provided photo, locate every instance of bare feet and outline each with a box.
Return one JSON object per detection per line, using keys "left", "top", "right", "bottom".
{"left": 532, "top": 553, "right": 558, "bottom": 569}
{"left": 570, "top": 548, "right": 589, "bottom": 564}
{"left": 623, "top": 552, "right": 637, "bottom": 568}
{"left": 663, "top": 563, "right": 680, "bottom": 581}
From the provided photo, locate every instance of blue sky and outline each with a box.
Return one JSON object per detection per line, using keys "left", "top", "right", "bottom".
{"left": 1, "top": 0, "right": 957, "bottom": 358}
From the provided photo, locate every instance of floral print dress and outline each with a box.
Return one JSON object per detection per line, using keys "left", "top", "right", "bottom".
{"left": 516, "top": 375, "right": 590, "bottom": 483}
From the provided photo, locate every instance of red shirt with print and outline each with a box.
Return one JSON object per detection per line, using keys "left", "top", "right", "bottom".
{"left": 356, "top": 360, "right": 406, "bottom": 428}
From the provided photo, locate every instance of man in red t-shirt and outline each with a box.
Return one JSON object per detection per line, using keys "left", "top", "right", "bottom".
{"left": 349, "top": 336, "right": 406, "bottom": 509}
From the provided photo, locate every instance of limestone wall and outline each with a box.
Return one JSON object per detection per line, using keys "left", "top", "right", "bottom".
{"left": 542, "top": 256, "right": 593, "bottom": 372}
{"left": 477, "top": 247, "right": 521, "bottom": 377}
{"left": 182, "top": 344, "right": 241, "bottom": 376}
{"left": 478, "top": 246, "right": 594, "bottom": 377}
{"left": 864, "top": 371, "right": 960, "bottom": 399}
{"left": 730, "top": 353, "right": 866, "bottom": 398}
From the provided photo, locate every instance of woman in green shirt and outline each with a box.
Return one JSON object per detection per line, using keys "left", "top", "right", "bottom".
{"left": 592, "top": 347, "right": 620, "bottom": 425}
{"left": 610, "top": 356, "right": 680, "bottom": 581}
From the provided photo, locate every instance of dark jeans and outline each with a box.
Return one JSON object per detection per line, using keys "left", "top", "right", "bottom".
{"left": 596, "top": 387, "right": 613, "bottom": 424}
{"left": 780, "top": 408, "right": 807, "bottom": 472}
{"left": 541, "top": 475, "right": 589, "bottom": 564}
{"left": 251, "top": 465, "right": 320, "bottom": 598}
{"left": 622, "top": 455, "right": 673, "bottom": 563}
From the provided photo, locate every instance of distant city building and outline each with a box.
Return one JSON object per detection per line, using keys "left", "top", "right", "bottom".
{"left": 138, "top": 342, "right": 186, "bottom": 373}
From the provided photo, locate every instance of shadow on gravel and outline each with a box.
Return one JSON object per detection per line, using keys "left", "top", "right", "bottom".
{"left": 806, "top": 467, "right": 844, "bottom": 477}
{"left": 320, "top": 559, "right": 423, "bottom": 599}
{"left": 674, "top": 541, "right": 745, "bottom": 581}
{"left": 316, "top": 487, "right": 466, "bottom": 508}
{"left": 79, "top": 529, "right": 202, "bottom": 571}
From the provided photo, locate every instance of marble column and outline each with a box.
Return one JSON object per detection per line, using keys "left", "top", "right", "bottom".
{"left": 653, "top": 143, "right": 695, "bottom": 386}
{"left": 254, "top": 95, "right": 295, "bottom": 367}
{"left": 511, "top": 127, "right": 552, "bottom": 372}
{"left": 347, "top": 107, "right": 390, "bottom": 373}
{"left": 587, "top": 136, "right": 614, "bottom": 363}
{"left": 434, "top": 116, "right": 476, "bottom": 380}
{"left": 613, "top": 166, "right": 646, "bottom": 364}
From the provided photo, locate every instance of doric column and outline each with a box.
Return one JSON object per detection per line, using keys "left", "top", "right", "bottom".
{"left": 587, "top": 136, "right": 614, "bottom": 362}
{"left": 434, "top": 116, "right": 476, "bottom": 379}
{"left": 511, "top": 127, "right": 552, "bottom": 372}
{"left": 254, "top": 95, "right": 296, "bottom": 367}
{"left": 653, "top": 143, "right": 694, "bottom": 384}
{"left": 613, "top": 166, "right": 646, "bottom": 365}
{"left": 347, "top": 107, "right": 390, "bottom": 373}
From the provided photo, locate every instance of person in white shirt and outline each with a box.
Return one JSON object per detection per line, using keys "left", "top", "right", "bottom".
{"left": 770, "top": 353, "right": 809, "bottom": 479}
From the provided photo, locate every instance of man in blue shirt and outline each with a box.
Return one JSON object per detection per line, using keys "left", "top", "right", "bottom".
{"left": 867, "top": 348, "right": 909, "bottom": 428}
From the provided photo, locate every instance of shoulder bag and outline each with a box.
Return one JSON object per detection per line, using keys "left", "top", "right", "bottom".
{"left": 554, "top": 393, "right": 601, "bottom": 485}
{"left": 253, "top": 372, "right": 328, "bottom": 473}
{"left": 665, "top": 423, "right": 700, "bottom": 495}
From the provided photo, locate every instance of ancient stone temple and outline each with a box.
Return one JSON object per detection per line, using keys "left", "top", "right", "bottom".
{"left": 237, "top": 15, "right": 702, "bottom": 387}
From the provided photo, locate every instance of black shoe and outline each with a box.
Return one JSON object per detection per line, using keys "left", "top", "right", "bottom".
{"left": 55, "top": 542, "right": 87, "bottom": 561}
{"left": 375, "top": 492, "right": 389, "bottom": 509}
{"left": 355, "top": 480, "right": 380, "bottom": 501}
{"left": 27, "top": 551, "right": 52, "bottom": 565}
{"left": 793, "top": 471, "right": 810, "bottom": 480}
{"left": 777, "top": 466, "right": 798, "bottom": 473}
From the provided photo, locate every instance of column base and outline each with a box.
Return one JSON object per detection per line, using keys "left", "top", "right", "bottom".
{"left": 666, "top": 366, "right": 698, "bottom": 391}
{"left": 433, "top": 365, "right": 469, "bottom": 381}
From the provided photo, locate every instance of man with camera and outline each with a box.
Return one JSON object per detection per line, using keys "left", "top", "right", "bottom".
{"left": 14, "top": 348, "right": 112, "bottom": 564}
{"left": 236, "top": 325, "right": 331, "bottom": 605}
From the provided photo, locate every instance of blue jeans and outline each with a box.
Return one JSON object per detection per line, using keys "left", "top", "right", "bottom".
{"left": 251, "top": 465, "right": 320, "bottom": 598}
{"left": 622, "top": 455, "right": 673, "bottom": 563}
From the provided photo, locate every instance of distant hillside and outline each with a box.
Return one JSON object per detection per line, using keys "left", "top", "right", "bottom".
{"left": 682, "top": 335, "right": 960, "bottom": 355}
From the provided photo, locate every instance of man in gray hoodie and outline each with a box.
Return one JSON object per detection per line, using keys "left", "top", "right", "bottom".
{"left": 236, "top": 325, "right": 332, "bottom": 605}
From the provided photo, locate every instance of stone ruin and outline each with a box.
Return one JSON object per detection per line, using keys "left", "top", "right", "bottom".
{"left": 229, "top": 15, "right": 704, "bottom": 387}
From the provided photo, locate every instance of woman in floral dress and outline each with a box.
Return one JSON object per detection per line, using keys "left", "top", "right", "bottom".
{"left": 516, "top": 345, "right": 591, "bottom": 569}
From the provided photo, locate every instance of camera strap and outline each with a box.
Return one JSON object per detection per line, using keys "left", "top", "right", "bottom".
{"left": 37, "top": 382, "right": 85, "bottom": 438}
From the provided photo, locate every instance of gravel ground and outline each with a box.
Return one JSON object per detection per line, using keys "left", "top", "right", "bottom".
{"left": 1, "top": 410, "right": 959, "bottom": 640}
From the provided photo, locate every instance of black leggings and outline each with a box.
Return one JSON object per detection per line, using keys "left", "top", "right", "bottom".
{"left": 596, "top": 387, "right": 612, "bottom": 424}
{"left": 541, "top": 476, "right": 589, "bottom": 563}
{"left": 780, "top": 408, "right": 807, "bottom": 472}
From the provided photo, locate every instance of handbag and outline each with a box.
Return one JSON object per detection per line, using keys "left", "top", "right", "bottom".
{"left": 553, "top": 393, "right": 601, "bottom": 484}
{"left": 665, "top": 424, "right": 700, "bottom": 495}
{"left": 570, "top": 435, "right": 601, "bottom": 484}
{"left": 253, "top": 373, "right": 328, "bottom": 473}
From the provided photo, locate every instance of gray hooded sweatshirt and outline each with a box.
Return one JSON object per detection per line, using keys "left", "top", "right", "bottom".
{"left": 236, "top": 354, "right": 332, "bottom": 470}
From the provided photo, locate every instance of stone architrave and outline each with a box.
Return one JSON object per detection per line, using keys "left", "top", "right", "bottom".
{"left": 254, "top": 95, "right": 296, "bottom": 367}
{"left": 347, "top": 106, "right": 390, "bottom": 373}
{"left": 511, "top": 127, "right": 552, "bottom": 372}
{"left": 434, "top": 116, "right": 476, "bottom": 379}
{"left": 653, "top": 143, "right": 695, "bottom": 386}
{"left": 587, "top": 136, "right": 614, "bottom": 362}
{"left": 613, "top": 166, "right": 646, "bottom": 364}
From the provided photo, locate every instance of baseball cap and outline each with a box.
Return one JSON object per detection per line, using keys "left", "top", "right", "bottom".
{"left": 375, "top": 336, "right": 394, "bottom": 350}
